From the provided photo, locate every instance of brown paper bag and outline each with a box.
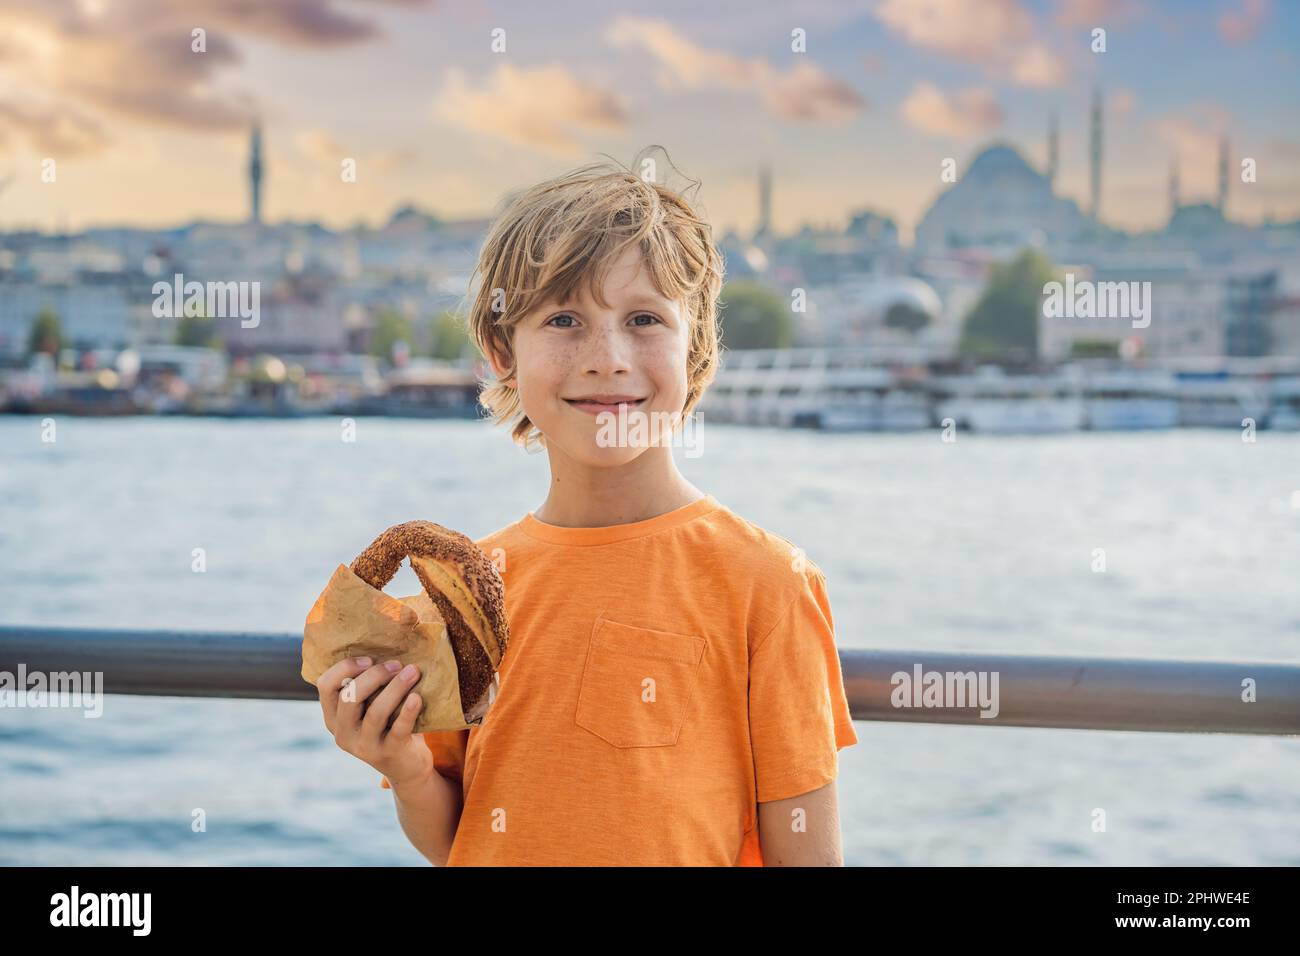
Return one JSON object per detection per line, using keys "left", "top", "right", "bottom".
{"left": 301, "top": 563, "right": 498, "bottom": 732}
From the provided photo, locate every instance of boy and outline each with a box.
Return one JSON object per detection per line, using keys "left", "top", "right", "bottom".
{"left": 315, "top": 161, "right": 858, "bottom": 866}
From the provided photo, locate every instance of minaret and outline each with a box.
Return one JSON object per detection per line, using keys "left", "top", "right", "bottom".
{"left": 249, "top": 123, "right": 263, "bottom": 225}
{"left": 1168, "top": 158, "right": 1180, "bottom": 219}
{"left": 1217, "top": 135, "right": 1229, "bottom": 215}
{"left": 755, "top": 161, "right": 771, "bottom": 242}
{"left": 1088, "top": 88, "right": 1102, "bottom": 221}
{"left": 1047, "top": 112, "right": 1059, "bottom": 188}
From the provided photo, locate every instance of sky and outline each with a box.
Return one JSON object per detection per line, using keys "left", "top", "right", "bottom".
{"left": 0, "top": 0, "right": 1296, "bottom": 242}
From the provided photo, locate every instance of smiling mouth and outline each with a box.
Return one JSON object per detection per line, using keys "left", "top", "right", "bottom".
{"left": 564, "top": 397, "right": 647, "bottom": 414}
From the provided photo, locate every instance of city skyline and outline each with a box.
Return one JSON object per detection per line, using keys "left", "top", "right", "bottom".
{"left": 0, "top": 0, "right": 1297, "bottom": 240}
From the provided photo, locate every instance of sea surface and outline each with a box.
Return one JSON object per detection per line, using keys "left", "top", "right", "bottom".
{"left": 1, "top": 416, "right": 1298, "bottom": 865}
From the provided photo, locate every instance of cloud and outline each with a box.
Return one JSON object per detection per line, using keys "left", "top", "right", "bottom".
{"left": 179, "top": 0, "right": 380, "bottom": 48}
{"left": 1111, "top": 87, "right": 1135, "bottom": 116}
{"left": 1151, "top": 109, "right": 1231, "bottom": 168}
{"left": 295, "top": 128, "right": 350, "bottom": 164}
{"left": 605, "top": 16, "right": 864, "bottom": 123}
{"left": 372, "top": 146, "right": 419, "bottom": 173}
{"left": 1219, "top": 0, "right": 1269, "bottom": 44}
{"left": 900, "top": 82, "right": 1003, "bottom": 138}
{"left": 1054, "top": 0, "right": 1139, "bottom": 27}
{"left": 0, "top": 99, "right": 108, "bottom": 155}
{"left": 0, "top": 0, "right": 433, "bottom": 154}
{"left": 432, "top": 64, "right": 628, "bottom": 156}
{"left": 874, "top": 0, "right": 1070, "bottom": 90}
{"left": 761, "top": 61, "right": 867, "bottom": 122}
{"left": 292, "top": 128, "right": 419, "bottom": 173}
{"left": 874, "top": 0, "right": 1031, "bottom": 62}
{"left": 1011, "top": 45, "right": 1064, "bottom": 88}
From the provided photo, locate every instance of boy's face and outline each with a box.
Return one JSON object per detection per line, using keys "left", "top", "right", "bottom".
{"left": 491, "top": 244, "right": 691, "bottom": 466}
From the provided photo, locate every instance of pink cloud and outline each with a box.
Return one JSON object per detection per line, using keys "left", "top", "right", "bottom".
{"left": 606, "top": 16, "right": 864, "bottom": 124}
{"left": 900, "top": 82, "right": 1003, "bottom": 138}
{"left": 874, "top": 0, "right": 1071, "bottom": 90}
{"left": 1219, "top": 0, "right": 1269, "bottom": 44}
{"left": 0, "top": 0, "right": 435, "bottom": 153}
{"left": 432, "top": 64, "right": 628, "bottom": 157}
{"left": 1011, "top": 45, "right": 1065, "bottom": 88}
{"left": 1055, "top": 0, "right": 1139, "bottom": 27}
{"left": 875, "top": 0, "right": 1032, "bottom": 61}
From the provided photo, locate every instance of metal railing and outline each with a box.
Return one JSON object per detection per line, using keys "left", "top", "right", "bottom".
{"left": 1, "top": 625, "right": 1298, "bottom": 735}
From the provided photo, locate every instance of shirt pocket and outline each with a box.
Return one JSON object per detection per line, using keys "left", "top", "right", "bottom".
{"left": 575, "top": 616, "right": 708, "bottom": 748}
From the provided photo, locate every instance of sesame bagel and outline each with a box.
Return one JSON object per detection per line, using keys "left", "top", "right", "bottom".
{"left": 349, "top": 520, "right": 508, "bottom": 722}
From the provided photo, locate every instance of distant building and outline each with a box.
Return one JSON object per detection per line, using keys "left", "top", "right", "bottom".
{"left": 1225, "top": 271, "right": 1276, "bottom": 357}
{"left": 1035, "top": 263, "right": 1269, "bottom": 361}
{"left": 249, "top": 124, "right": 264, "bottom": 225}
{"left": 1268, "top": 296, "right": 1300, "bottom": 358}
{"left": 213, "top": 272, "right": 350, "bottom": 355}
{"left": 0, "top": 278, "right": 133, "bottom": 356}
{"left": 914, "top": 145, "right": 1089, "bottom": 255}
{"left": 754, "top": 161, "right": 772, "bottom": 244}
{"left": 796, "top": 275, "right": 943, "bottom": 349}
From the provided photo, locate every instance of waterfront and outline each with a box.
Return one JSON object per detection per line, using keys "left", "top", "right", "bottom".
{"left": 1, "top": 418, "right": 1298, "bottom": 865}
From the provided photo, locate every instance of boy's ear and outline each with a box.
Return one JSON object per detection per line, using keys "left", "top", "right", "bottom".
{"left": 485, "top": 340, "right": 515, "bottom": 384}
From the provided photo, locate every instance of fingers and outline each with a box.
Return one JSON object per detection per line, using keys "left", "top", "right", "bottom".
{"left": 386, "top": 685, "right": 424, "bottom": 742}
{"left": 317, "top": 656, "right": 373, "bottom": 733}
{"left": 335, "top": 660, "right": 405, "bottom": 732}
{"left": 361, "top": 662, "right": 421, "bottom": 742}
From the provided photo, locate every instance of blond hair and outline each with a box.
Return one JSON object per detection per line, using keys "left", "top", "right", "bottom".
{"left": 466, "top": 153, "right": 725, "bottom": 451}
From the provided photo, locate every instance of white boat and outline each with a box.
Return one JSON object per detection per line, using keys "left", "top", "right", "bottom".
{"left": 701, "top": 347, "right": 932, "bottom": 431}
{"left": 1174, "top": 374, "right": 1270, "bottom": 428}
{"left": 1082, "top": 369, "right": 1180, "bottom": 430}
{"left": 1267, "top": 377, "right": 1300, "bottom": 431}
{"left": 932, "top": 367, "right": 1085, "bottom": 434}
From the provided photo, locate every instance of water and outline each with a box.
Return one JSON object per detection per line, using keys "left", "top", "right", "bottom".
{"left": 1, "top": 417, "right": 1298, "bottom": 865}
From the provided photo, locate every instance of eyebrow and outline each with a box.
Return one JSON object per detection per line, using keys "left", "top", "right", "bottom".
{"left": 553, "top": 294, "right": 677, "bottom": 312}
{"left": 623, "top": 296, "right": 676, "bottom": 312}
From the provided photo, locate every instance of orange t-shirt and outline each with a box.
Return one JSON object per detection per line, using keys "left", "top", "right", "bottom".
{"left": 379, "top": 493, "right": 858, "bottom": 865}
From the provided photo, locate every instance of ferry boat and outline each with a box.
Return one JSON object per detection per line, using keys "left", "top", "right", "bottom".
{"left": 813, "top": 371, "right": 932, "bottom": 432}
{"left": 930, "top": 366, "right": 1085, "bottom": 434}
{"left": 1081, "top": 369, "right": 1180, "bottom": 430}
{"left": 701, "top": 348, "right": 931, "bottom": 431}
{"left": 1174, "top": 371, "right": 1270, "bottom": 428}
{"left": 1267, "top": 377, "right": 1300, "bottom": 431}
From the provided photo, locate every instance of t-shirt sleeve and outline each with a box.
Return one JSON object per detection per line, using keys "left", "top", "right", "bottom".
{"left": 748, "top": 567, "right": 858, "bottom": 803}
{"left": 378, "top": 729, "right": 469, "bottom": 790}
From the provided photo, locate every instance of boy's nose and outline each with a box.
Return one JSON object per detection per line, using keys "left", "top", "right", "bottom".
{"left": 580, "top": 325, "right": 633, "bottom": 374}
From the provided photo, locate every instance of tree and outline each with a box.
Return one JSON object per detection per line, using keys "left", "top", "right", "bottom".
{"left": 368, "top": 308, "right": 414, "bottom": 361}
{"left": 717, "top": 280, "right": 793, "bottom": 350}
{"left": 28, "top": 308, "right": 62, "bottom": 357}
{"left": 960, "top": 248, "right": 1057, "bottom": 359}
{"left": 176, "top": 310, "right": 222, "bottom": 349}
{"left": 1069, "top": 339, "right": 1120, "bottom": 359}
{"left": 429, "top": 310, "right": 471, "bottom": 361}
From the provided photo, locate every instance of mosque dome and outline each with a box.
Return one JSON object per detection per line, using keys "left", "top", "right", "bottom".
{"left": 915, "top": 143, "right": 1086, "bottom": 252}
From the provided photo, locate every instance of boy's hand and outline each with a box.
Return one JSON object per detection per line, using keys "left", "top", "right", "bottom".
{"left": 317, "top": 657, "right": 433, "bottom": 790}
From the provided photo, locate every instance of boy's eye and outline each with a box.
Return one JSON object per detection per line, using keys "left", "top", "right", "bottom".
{"left": 545, "top": 312, "right": 661, "bottom": 328}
